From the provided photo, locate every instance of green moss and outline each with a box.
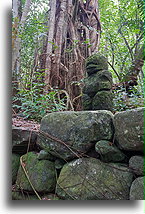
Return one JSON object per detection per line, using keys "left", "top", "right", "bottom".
{"left": 82, "top": 94, "right": 92, "bottom": 110}
{"left": 83, "top": 71, "right": 112, "bottom": 96}
{"left": 16, "top": 152, "right": 56, "bottom": 193}
{"left": 85, "top": 54, "right": 108, "bottom": 75}
{"left": 12, "top": 191, "right": 60, "bottom": 200}
{"left": 56, "top": 158, "right": 133, "bottom": 200}
{"left": 12, "top": 153, "right": 20, "bottom": 184}
{"left": 95, "top": 140, "right": 126, "bottom": 162}
{"left": 92, "top": 91, "right": 113, "bottom": 111}
{"left": 37, "top": 111, "right": 114, "bottom": 161}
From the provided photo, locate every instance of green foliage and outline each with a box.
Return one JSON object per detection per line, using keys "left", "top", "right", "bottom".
{"left": 113, "top": 83, "right": 144, "bottom": 112}
{"left": 99, "top": 0, "right": 144, "bottom": 81}
{"left": 12, "top": 81, "right": 67, "bottom": 121}
{"left": 12, "top": 0, "right": 144, "bottom": 120}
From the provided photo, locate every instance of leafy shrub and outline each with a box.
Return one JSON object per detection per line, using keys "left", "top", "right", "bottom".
{"left": 12, "top": 83, "right": 68, "bottom": 121}
{"left": 113, "top": 83, "right": 144, "bottom": 112}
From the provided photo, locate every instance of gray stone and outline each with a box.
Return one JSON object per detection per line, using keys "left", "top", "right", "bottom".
{"left": 12, "top": 153, "right": 20, "bottom": 184}
{"left": 12, "top": 191, "right": 60, "bottom": 200}
{"left": 129, "top": 156, "right": 144, "bottom": 176}
{"left": 95, "top": 140, "right": 126, "bottom": 162}
{"left": 92, "top": 91, "right": 113, "bottom": 111}
{"left": 55, "top": 159, "right": 66, "bottom": 170}
{"left": 16, "top": 152, "right": 56, "bottom": 193}
{"left": 83, "top": 70, "right": 112, "bottom": 97}
{"left": 130, "top": 177, "right": 144, "bottom": 200}
{"left": 114, "top": 108, "right": 144, "bottom": 152}
{"left": 12, "top": 127, "right": 37, "bottom": 154}
{"left": 12, "top": 191, "right": 39, "bottom": 200}
{"left": 56, "top": 158, "right": 133, "bottom": 200}
{"left": 82, "top": 94, "right": 92, "bottom": 110}
{"left": 86, "top": 54, "right": 108, "bottom": 75}
{"left": 37, "top": 150, "right": 56, "bottom": 161}
{"left": 37, "top": 111, "right": 114, "bottom": 160}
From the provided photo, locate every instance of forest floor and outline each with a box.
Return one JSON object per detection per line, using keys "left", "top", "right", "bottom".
{"left": 12, "top": 116, "right": 40, "bottom": 132}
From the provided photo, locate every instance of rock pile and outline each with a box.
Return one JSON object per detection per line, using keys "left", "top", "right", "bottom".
{"left": 82, "top": 53, "right": 113, "bottom": 111}
{"left": 12, "top": 108, "right": 144, "bottom": 200}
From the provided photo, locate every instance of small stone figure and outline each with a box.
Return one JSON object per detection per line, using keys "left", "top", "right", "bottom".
{"left": 82, "top": 53, "right": 113, "bottom": 111}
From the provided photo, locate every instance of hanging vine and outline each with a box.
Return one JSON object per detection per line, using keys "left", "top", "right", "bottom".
{"left": 42, "top": 0, "right": 101, "bottom": 110}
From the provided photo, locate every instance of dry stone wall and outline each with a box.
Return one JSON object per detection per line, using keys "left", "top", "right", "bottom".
{"left": 12, "top": 107, "right": 144, "bottom": 200}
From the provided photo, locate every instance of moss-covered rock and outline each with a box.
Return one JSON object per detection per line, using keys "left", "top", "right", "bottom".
{"left": 83, "top": 70, "right": 112, "bottom": 97}
{"left": 114, "top": 108, "right": 144, "bottom": 152}
{"left": 16, "top": 152, "right": 56, "bottom": 193}
{"left": 37, "top": 150, "right": 56, "bottom": 161}
{"left": 130, "top": 177, "right": 144, "bottom": 200}
{"left": 129, "top": 156, "right": 144, "bottom": 176}
{"left": 95, "top": 140, "right": 126, "bottom": 162}
{"left": 12, "top": 127, "right": 37, "bottom": 155}
{"left": 12, "top": 191, "right": 39, "bottom": 200}
{"left": 82, "top": 94, "right": 92, "bottom": 110}
{"left": 37, "top": 111, "right": 114, "bottom": 160}
{"left": 86, "top": 54, "right": 108, "bottom": 75}
{"left": 55, "top": 159, "right": 66, "bottom": 170}
{"left": 92, "top": 91, "right": 113, "bottom": 111}
{"left": 12, "top": 153, "right": 20, "bottom": 184}
{"left": 12, "top": 191, "right": 60, "bottom": 200}
{"left": 56, "top": 158, "right": 133, "bottom": 200}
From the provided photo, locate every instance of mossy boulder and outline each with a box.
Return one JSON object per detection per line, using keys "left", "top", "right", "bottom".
{"left": 82, "top": 94, "right": 92, "bottom": 110}
{"left": 12, "top": 191, "right": 60, "bottom": 200}
{"left": 130, "top": 177, "right": 144, "bottom": 200}
{"left": 56, "top": 158, "right": 133, "bottom": 200}
{"left": 37, "top": 111, "right": 114, "bottom": 160}
{"left": 114, "top": 108, "right": 144, "bottom": 152}
{"left": 12, "top": 127, "right": 37, "bottom": 155}
{"left": 129, "top": 156, "right": 144, "bottom": 176}
{"left": 12, "top": 153, "right": 20, "bottom": 184}
{"left": 37, "top": 150, "right": 56, "bottom": 161}
{"left": 16, "top": 152, "right": 56, "bottom": 193}
{"left": 83, "top": 70, "right": 112, "bottom": 97}
{"left": 92, "top": 91, "right": 113, "bottom": 111}
{"left": 95, "top": 140, "right": 126, "bottom": 162}
{"left": 55, "top": 159, "right": 66, "bottom": 170}
{"left": 86, "top": 54, "right": 108, "bottom": 75}
{"left": 12, "top": 191, "right": 39, "bottom": 200}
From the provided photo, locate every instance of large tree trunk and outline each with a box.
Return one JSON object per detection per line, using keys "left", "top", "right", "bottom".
{"left": 44, "top": 0, "right": 101, "bottom": 110}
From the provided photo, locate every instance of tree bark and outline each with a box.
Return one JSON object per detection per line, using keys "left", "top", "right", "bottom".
{"left": 12, "top": 0, "right": 32, "bottom": 76}
{"left": 44, "top": 0, "right": 57, "bottom": 92}
{"left": 44, "top": 0, "right": 101, "bottom": 110}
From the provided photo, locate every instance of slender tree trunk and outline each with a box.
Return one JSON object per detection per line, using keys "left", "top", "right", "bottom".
{"left": 52, "top": 0, "right": 67, "bottom": 87}
{"left": 44, "top": 0, "right": 57, "bottom": 92}
{"left": 124, "top": 45, "right": 144, "bottom": 82}
{"left": 12, "top": 0, "right": 21, "bottom": 75}
{"left": 12, "top": 0, "right": 32, "bottom": 76}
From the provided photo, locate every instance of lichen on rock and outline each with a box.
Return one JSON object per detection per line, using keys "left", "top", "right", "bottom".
{"left": 86, "top": 54, "right": 108, "bottom": 75}
{"left": 56, "top": 158, "right": 133, "bottom": 200}
{"left": 16, "top": 152, "right": 56, "bottom": 193}
{"left": 37, "top": 111, "right": 114, "bottom": 160}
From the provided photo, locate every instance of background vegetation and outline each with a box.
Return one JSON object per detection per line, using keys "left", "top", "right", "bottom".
{"left": 12, "top": 0, "right": 144, "bottom": 121}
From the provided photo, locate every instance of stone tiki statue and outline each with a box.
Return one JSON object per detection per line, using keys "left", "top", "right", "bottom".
{"left": 82, "top": 53, "right": 113, "bottom": 111}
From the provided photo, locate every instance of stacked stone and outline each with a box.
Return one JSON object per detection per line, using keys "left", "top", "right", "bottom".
{"left": 12, "top": 108, "right": 144, "bottom": 200}
{"left": 82, "top": 53, "right": 113, "bottom": 111}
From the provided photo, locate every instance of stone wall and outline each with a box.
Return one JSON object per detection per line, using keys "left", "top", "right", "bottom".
{"left": 12, "top": 107, "right": 144, "bottom": 200}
